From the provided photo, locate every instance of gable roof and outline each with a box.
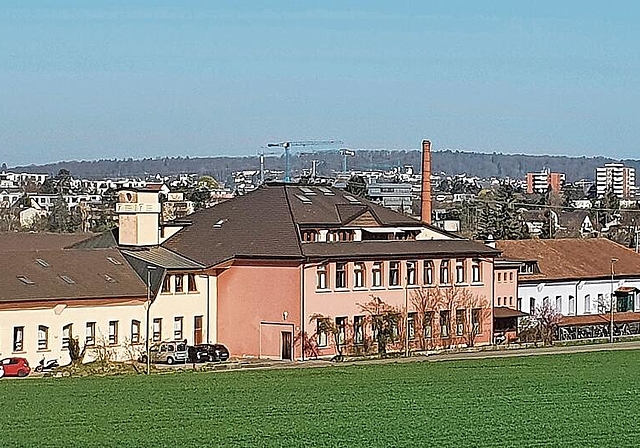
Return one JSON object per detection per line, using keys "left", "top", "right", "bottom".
{"left": 496, "top": 238, "right": 640, "bottom": 282}
{"left": 161, "top": 184, "right": 497, "bottom": 267}
{"left": 0, "top": 232, "right": 95, "bottom": 252}
{"left": 0, "top": 248, "right": 147, "bottom": 303}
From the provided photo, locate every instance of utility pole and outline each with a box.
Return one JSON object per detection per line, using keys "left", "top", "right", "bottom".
{"left": 610, "top": 258, "right": 618, "bottom": 344}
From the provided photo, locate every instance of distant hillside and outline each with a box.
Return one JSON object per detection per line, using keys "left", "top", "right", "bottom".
{"left": 10, "top": 150, "right": 640, "bottom": 183}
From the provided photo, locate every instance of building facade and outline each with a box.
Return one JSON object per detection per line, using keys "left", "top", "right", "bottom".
{"left": 596, "top": 163, "right": 636, "bottom": 199}
{"left": 526, "top": 169, "right": 565, "bottom": 194}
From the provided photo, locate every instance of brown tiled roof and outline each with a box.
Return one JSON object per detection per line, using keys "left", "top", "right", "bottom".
{"left": 285, "top": 185, "right": 420, "bottom": 227}
{"left": 0, "top": 232, "right": 95, "bottom": 252}
{"left": 494, "top": 307, "right": 528, "bottom": 319}
{"left": 162, "top": 184, "right": 485, "bottom": 267}
{"left": 496, "top": 238, "right": 640, "bottom": 282}
{"left": 559, "top": 311, "right": 640, "bottom": 327}
{"left": 0, "top": 248, "right": 147, "bottom": 303}
{"left": 162, "top": 184, "right": 303, "bottom": 267}
{"left": 301, "top": 240, "right": 499, "bottom": 260}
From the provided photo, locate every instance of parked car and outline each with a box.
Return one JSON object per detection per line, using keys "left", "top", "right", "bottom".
{"left": 139, "top": 341, "right": 188, "bottom": 365}
{"left": 0, "top": 357, "right": 31, "bottom": 377}
{"left": 188, "top": 344, "right": 230, "bottom": 363}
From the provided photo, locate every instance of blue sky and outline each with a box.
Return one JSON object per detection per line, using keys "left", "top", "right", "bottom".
{"left": 1, "top": 1, "right": 639, "bottom": 166}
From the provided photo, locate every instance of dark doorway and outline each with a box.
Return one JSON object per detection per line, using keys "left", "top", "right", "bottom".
{"left": 281, "top": 331, "right": 292, "bottom": 360}
{"left": 194, "top": 316, "right": 203, "bottom": 345}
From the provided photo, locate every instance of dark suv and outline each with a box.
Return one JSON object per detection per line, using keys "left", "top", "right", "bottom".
{"left": 188, "top": 344, "right": 230, "bottom": 363}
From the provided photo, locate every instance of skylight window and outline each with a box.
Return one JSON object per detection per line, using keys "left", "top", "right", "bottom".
{"left": 35, "top": 258, "right": 49, "bottom": 267}
{"left": 60, "top": 275, "right": 76, "bottom": 285}
{"left": 295, "top": 194, "right": 312, "bottom": 204}
{"left": 344, "top": 194, "right": 361, "bottom": 204}
{"left": 317, "top": 187, "right": 334, "bottom": 196}
{"left": 103, "top": 274, "right": 117, "bottom": 283}
{"left": 107, "top": 257, "right": 122, "bottom": 265}
{"left": 17, "top": 275, "right": 35, "bottom": 285}
{"left": 299, "top": 186, "right": 316, "bottom": 195}
{"left": 213, "top": 218, "right": 227, "bottom": 228}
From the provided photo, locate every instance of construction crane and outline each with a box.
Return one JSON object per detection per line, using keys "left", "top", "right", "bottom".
{"left": 266, "top": 140, "right": 342, "bottom": 182}
{"left": 339, "top": 148, "right": 356, "bottom": 172}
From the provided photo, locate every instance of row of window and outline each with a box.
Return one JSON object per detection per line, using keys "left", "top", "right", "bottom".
{"left": 8, "top": 316, "right": 204, "bottom": 353}
{"left": 525, "top": 293, "right": 636, "bottom": 315}
{"left": 497, "top": 296, "right": 514, "bottom": 307}
{"left": 317, "top": 259, "right": 483, "bottom": 290}
{"left": 496, "top": 271, "right": 515, "bottom": 283}
{"left": 316, "top": 309, "right": 483, "bottom": 347}
{"left": 161, "top": 274, "right": 198, "bottom": 294}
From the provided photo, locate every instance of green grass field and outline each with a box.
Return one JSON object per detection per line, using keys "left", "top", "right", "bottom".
{"left": 3, "top": 350, "right": 640, "bottom": 447}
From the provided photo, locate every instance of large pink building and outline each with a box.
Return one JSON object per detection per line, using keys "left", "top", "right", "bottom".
{"left": 109, "top": 182, "right": 499, "bottom": 360}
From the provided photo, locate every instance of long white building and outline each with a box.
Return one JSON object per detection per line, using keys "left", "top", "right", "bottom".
{"left": 596, "top": 163, "right": 636, "bottom": 199}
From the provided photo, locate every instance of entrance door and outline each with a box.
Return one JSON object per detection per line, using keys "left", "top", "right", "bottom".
{"left": 194, "top": 316, "right": 203, "bottom": 345}
{"left": 281, "top": 331, "right": 292, "bottom": 360}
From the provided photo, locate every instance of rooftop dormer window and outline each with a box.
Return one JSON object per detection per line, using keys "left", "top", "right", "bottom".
{"left": 301, "top": 230, "right": 318, "bottom": 242}
{"left": 519, "top": 261, "right": 539, "bottom": 275}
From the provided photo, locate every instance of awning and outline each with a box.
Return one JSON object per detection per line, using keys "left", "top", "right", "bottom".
{"left": 616, "top": 286, "right": 639, "bottom": 294}
{"left": 494, "top": 307, "right": 529, "bottom": 319}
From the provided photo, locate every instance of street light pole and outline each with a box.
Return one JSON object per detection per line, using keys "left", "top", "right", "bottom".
{"left": 610, "top": 258, "right": 618, "bottom": 344}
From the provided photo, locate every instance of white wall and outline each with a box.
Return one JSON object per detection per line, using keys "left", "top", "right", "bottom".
{"left": 518, "top": 278, "right": 640, "bottom": 316}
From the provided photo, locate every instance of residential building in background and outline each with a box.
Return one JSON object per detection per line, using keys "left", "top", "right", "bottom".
{"left": 596, "top": 163, "right": 636, "bottom": 199}
{"left": 526, "top": 168, "right": 565, "bottom": 194}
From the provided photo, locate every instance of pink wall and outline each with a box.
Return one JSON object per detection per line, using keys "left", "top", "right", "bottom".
{"left": 303, "top": 259, "right": 495, "bottom": 354}
{"left": 494, "top": 267, "right": 519, "bottom": 308}
{"left": 216, "top": 260, "right": 301, "bottom": 358}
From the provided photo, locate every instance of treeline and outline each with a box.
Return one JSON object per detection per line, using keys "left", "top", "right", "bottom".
{"left": 10, "top": 150, "right": 639, "bottom": 183}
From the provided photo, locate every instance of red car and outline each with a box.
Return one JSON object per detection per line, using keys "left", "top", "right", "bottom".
{"left": 0, "top": 357, "right": 31, "bottom": 378}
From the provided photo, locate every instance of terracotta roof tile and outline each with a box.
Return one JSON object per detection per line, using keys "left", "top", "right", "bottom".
{"left": 496, "top": 238, "right": 640, "bottom": 282}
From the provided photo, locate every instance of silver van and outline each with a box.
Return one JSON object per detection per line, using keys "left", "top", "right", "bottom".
{"left": 145, "top": 341, "right": 188, "bottom": 364}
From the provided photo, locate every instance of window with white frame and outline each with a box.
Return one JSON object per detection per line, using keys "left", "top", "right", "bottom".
{"left": 174, "top": 317, "right": 184, "bottom": 340}
{"left": 439, "top": 260, "right": 450, "bottom": 285}
{"left": 456, "top": 309, "right": 465, "bottom": 336}
{"left": 423, "top": 260, "right": 433, "bottom": 285}
{"left": 353, "top": 315, "right": 364, "bottom": 344}
{"left": 161, "top": 275, "right": 171, "bottom": 293}
{"left": 153, "top": 318, "right": 162, "bottom": 342}
{"left": 424, "top": 312, "right": 433, "bottom": 338}
{"left": 472, "top": 308, "right": 482, "bottom": 334}
{"left": 62, "top": 324, "right": 72, "bottom": 349}
{"left": 38, "top": 325, "right": 49, "bottom": 350}
{"left": 440, "top": 310, "right": 450, "bottom": 338}
{"left": 335, "top": 263, "right": 347, "bottom": 289}
{"left": 317, "top": 264, "right": 328, "bottom": 290}
{"left": 335, "top": 317, "right": 347, "bottom": 346}
{"left": 568, "top": 295, "right": 576, "bottom": 316}
{"left": 530, "top": 298, "right": 536, "bottom": 315}
{"left": 455, "top": 259, "right": 466, "bottom": 284}
{"left": 354, "top": 263, "right": 365, "bottom": 288}
{"left": 372, "top": 262, "right": 382, "bottom": 287}
{"left": 597, "top": 294, "right": 605, "bottom": 313}
{"left": 406, "top": 261, "right": 416, "bottom": 286}
{"left": 555, "top": 296, "right": 562, "bottom": 313}
{"left": 131, "top": 320, "right": 141, "bottom": 344}
{"left": 389, "top": 261, "right": 400, "bottom": 286}
{"left": 86, "top": 322, "right": 96, "bottom": 346}
{"left": 584, "top": 295, "right": 591, "bottom": 314}
{"left": 175, "top": 275, "right": 184, "bottom": 293}
{"left": 108, "top": 320, "right": 118, "bottom": 345}
{"left": 408, "top": 312, "right": 416, "bottom": 340}
{"left": 13, "top": 326, "right": 24, "bottom": 352}
{"left": 187, "top": 274, "right": 197, "bottom": 292}
{"left": 317, "top": 318, "right": 328, "bottom": 347}
{"left": 471, "top": 259, "right": 481, "bottom": 283}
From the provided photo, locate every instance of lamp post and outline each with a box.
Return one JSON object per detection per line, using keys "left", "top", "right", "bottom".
{"left": 145, "top": 266, "right": 156, "bottom": 375}
{"left": 610, "top": 258, "right": 618, "bottom": 344}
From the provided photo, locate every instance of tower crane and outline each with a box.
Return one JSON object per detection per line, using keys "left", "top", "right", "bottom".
{"left": 266, "top": 139, "right": 342, "bottom": 183}
{"left": 339, "top": 148, "right": 356, "bottom": 172}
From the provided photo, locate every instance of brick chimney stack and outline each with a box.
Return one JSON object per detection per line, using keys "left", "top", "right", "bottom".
{"left": 420, "top": 139, "right": 432, "bottom": 224}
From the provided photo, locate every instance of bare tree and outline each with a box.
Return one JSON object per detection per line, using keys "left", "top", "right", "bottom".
{"left": 410, "top": 285, "right": 490, "bottom": 350}
{"left": 357, "top": 296, "right": 401, "bottom": 355}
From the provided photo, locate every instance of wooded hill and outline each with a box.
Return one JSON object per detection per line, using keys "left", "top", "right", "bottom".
{"left": 9, "top": 150, "right": 639, "bottom": 183}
